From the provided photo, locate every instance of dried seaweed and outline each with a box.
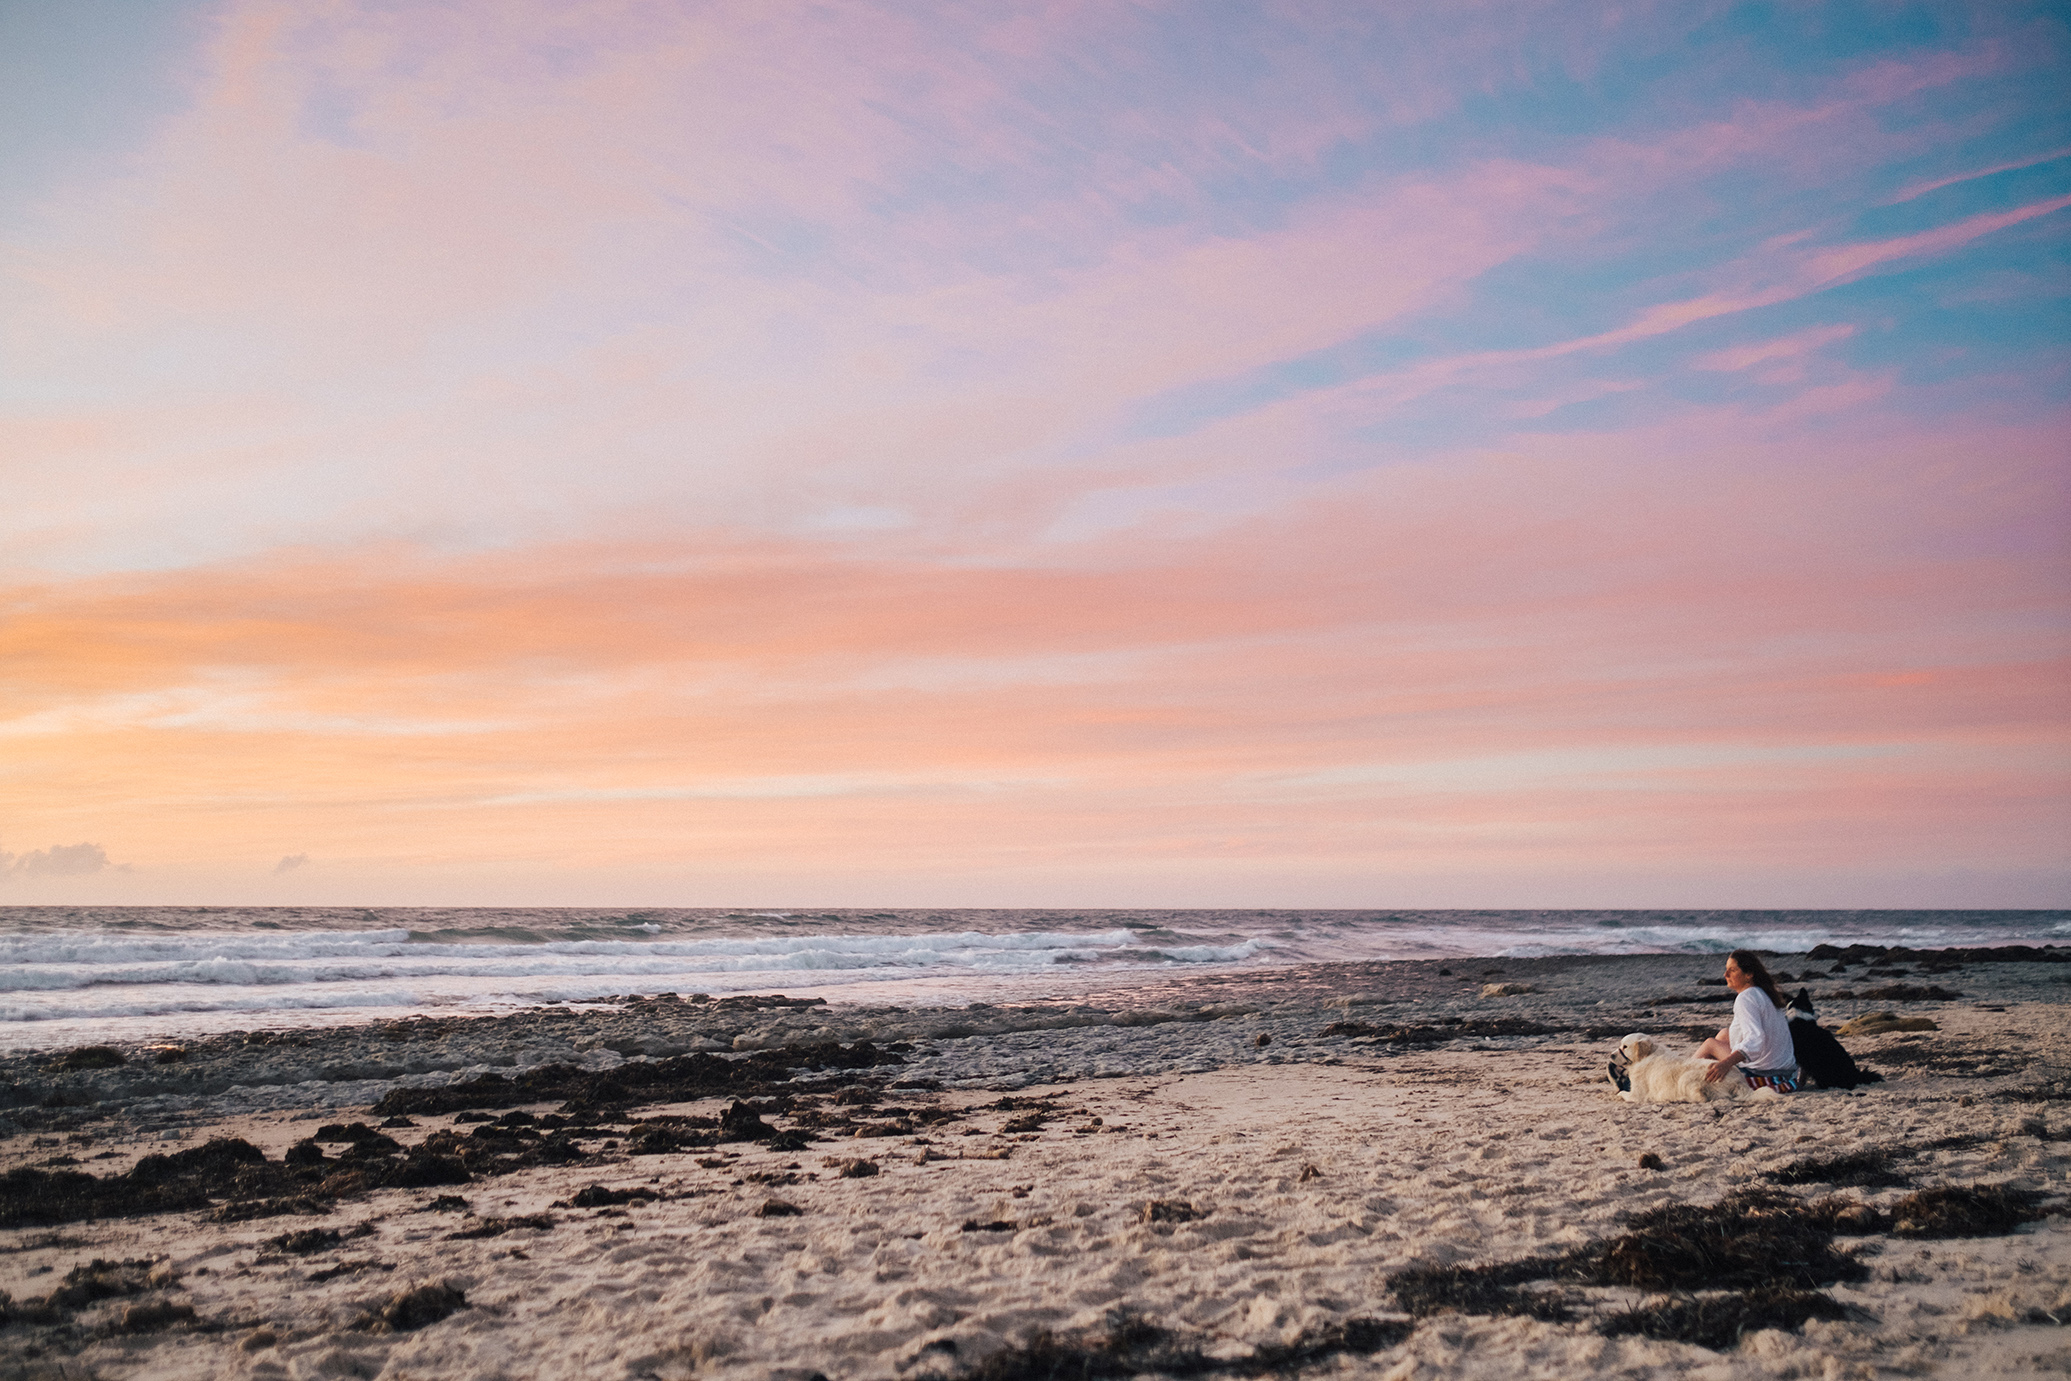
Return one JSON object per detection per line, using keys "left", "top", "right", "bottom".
{"left": 1319, "top": 1018, "right": 1558, "bottom": 1043}
{"left": 1388, "top": 1257, "right": 1575, "bottom": 1321}
{"left": 1888, "top": 1185, "right": 2049, "bottom": 1239}
{"left": 1765, "top": 1148, "right": 1911, "bottom": 1189}
{"left": 1600, "top": 1286, "right": 1850, "bottom": 1350}
{"left": 1580, "top": 1192, "right": 1870, "bottom": 1292}
{"left": 369, "top": 1040, "right": 901, "bottom": 1118}
{"left": 938, "top": 1307, "right": 1410, "bottom": 1381}
{"left": 1386, "top": 1190, "right": 1870, "bottom": 1349}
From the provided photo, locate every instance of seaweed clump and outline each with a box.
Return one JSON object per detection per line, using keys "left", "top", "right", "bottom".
{"left": 360, "top": 1281, "right": 467, "bottom": 1333}
{"left": 1387, "top": 1190, "right": 1871, "bottom": 1350}
{"left": 1765, "top": 1148, "right": 1911, "bottom": 1189}
{"left": 1319, "top": 1018, "right": 1558, "bottom": 1043}
{"left": 1889, "top": 1185, "right": 2049, "bottom": 1239}
{"left": 2, "top": 1138, "right": 270, "bottom": 1227}
{"left": 0, "top": 1134, "right": 471, "bottom": 1229}
{"left": 42, "top": 1046, "right": 127, "bottom": 1073}
{"left": 1600, "top": 1287, "right": 1850, "bottom": 1351}
{"left": 936, "top": 1307, "right": 1411, "bottom": 1381}
{"left": 369, "top": 1041, "right": 900, "bottom": 1117}
{"left": 1584, "top": 1193, "right": 1868, "bottom": 1292}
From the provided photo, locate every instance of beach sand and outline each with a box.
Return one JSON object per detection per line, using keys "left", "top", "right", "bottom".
{"left": 1, "top": 950, "right": 2065, "bottom": 1379}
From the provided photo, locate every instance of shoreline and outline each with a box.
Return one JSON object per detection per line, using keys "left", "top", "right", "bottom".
{"left": 2, "top": 947, "right": 2065, "bottom": 1378}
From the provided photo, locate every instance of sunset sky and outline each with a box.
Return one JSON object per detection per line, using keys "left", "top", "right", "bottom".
{"left": 3, "top": 0, "right": 2067, "bottom": 907}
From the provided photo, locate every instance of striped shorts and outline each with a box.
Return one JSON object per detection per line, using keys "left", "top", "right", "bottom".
{"left": 1742, "top": 1067, "right": 1801, "bottom": 1094}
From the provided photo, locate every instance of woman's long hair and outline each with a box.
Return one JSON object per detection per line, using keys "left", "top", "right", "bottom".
{"left": 1729, "top": 949, "right": 1785, "bottom": 1008}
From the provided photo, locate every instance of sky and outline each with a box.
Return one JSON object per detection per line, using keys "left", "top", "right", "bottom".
{"left": 1, "top": 0, "right": 2067, "bottom": 909}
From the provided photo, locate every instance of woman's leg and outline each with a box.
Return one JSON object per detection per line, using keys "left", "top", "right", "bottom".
{"left": 1695, "top": 1028, "right": 1733, "bottom": 1061}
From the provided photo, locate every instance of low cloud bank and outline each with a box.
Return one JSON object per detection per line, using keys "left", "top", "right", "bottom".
{"left": 1, "top": 843, "right": 119, "bottom": 878}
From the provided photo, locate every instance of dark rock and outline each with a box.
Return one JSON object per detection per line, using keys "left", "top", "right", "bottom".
{"left": 757, "top": 1199, "right": 803, "bottom": 1217}
{"left": 1857, "top": 984, "right": 1963, "bottom": 1002}
{"left": 1805, "top": 943, "right": 2068, "bottom": 965}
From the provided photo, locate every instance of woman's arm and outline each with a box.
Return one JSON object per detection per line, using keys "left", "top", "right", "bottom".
{"left": 1703, "top": 1047, "right": 1746, "bottom": 1083}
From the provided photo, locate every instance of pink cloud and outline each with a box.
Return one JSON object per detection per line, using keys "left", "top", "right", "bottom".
{"left": 3, "top": 399, "right": 2061, "bottom": 899}
{"left": 1691, "top": 324, "right": 1857, "bottom": 373}
{"left": 1888, "top": 144, "right": 2071, "bottom": 204}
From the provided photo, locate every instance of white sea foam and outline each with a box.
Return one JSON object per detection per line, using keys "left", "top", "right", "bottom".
{"left": 0, "top": 906, "right": 2058, "bottom": 1046}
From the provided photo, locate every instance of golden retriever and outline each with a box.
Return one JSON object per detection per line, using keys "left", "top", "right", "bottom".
{"left": 1614, "top": 1034, "right": 1780, "bottom": 1104}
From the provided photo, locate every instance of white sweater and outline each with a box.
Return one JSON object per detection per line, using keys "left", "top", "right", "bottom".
{"left": 1729, "top": 987, "right": 1795, "bottom": 1072}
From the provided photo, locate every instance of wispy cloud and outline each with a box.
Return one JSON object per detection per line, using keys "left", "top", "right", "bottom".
{"left": 1, "top": 0, "right": 2064, "bottom": 902}
{"left": 1887, "top": 145, "right": 2071, "bottom": 204}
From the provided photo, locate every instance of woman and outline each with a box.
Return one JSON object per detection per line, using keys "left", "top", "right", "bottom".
{"left": 1697, "top": 950, "right": 1800, "bottom": 1092}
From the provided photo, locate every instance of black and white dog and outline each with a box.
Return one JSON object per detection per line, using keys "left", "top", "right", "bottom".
{"left": 1786, "top": 988, "right": 1883, "bottom": 1089}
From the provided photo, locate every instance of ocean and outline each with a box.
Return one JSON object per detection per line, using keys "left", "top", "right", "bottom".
{"left": 2, "top": 906, "right": 2064, "bottom": 1051}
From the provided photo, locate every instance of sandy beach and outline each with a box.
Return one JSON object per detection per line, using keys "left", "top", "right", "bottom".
{"left": 2, "top": 947, "right": 2065, "bottom": 1380}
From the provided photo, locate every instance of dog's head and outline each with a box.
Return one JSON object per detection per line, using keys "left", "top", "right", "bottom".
{"left": 1785, "top": 986, "right": 1817, "bottom": 1021}
{"left": 1618, "top": 1034, "right": 1656, "bottom": 1063}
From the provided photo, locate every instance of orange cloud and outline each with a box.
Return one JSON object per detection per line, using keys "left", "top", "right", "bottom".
{"left": 4, "top": 410, "right": 2063, "bottom": 904}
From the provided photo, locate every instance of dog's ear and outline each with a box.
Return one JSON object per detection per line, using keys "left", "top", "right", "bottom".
{"left": 1787, "top": 986, "right": 1816, "bottom": 1020}
{"left": 1625, "top": 1036, "right": 1654, "bottom": 1060}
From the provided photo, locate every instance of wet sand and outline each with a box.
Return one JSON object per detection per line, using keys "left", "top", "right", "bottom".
{"left": 1, "top": 948, "right": 2065, "bottom": 1379}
